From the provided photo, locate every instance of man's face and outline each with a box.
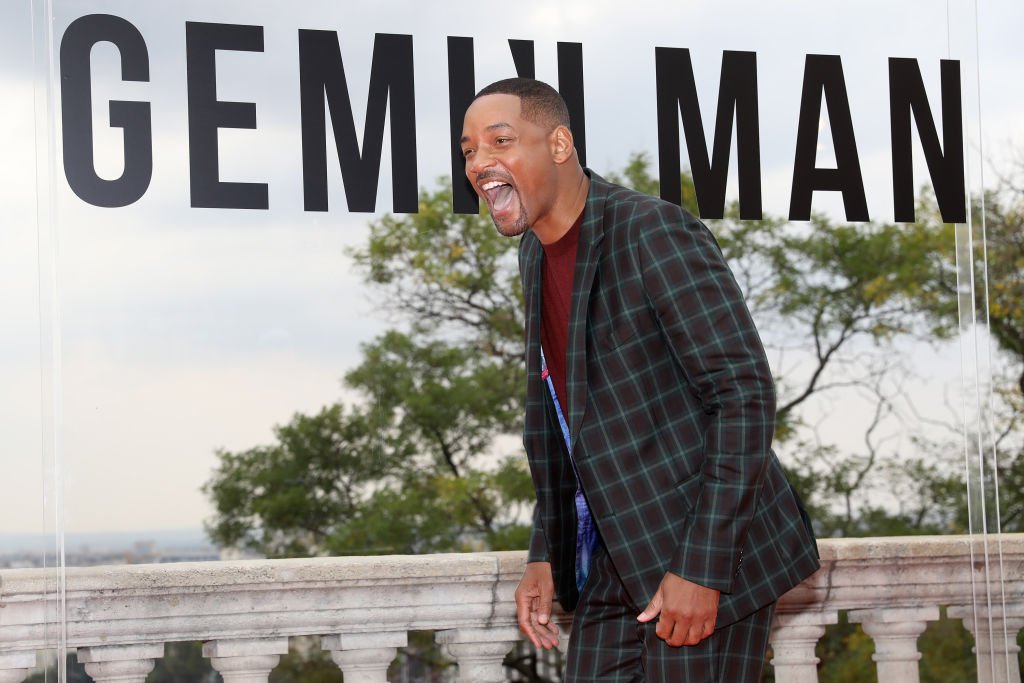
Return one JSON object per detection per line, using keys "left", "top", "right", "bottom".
{"left": 461, "top": 94, "right": 558, "bottom": 237}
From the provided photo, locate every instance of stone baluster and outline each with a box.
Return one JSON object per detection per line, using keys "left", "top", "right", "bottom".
{"left": 949, "top": 603, "right": 1024, "bottom": 683}
{"left": 554, "top": 616, "right": 573, "bottom": 659}
{"left": 848, "top": 606, "right": 938, "bottom": 683}
{"left": 769, "top": 611, "right": 838, "bottom": 683}
{"left": 0, "top": 652, "right": 36, "bottom": 683}
{"left": 436, "top": 626, "right": 522, "bottom": 683}
{"left": 503, "top": 619, "right": 568, "bottom": 681}
{"left": 76, "top": 643, "right": 164, "bottom": 682}
{"left": 321, "top": 632, "right": 407, "bottom": 683}
{"left": 544, "top": 622, "right": 569, "bottom": 683}
{"left": 551, "top": 617, "right": 573, "bottom": 680}
{"left": 203, "top": 638, "right": 289, "bottom": 683}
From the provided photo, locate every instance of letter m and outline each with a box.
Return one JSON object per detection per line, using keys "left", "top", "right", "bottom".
{"left": 300, "top": 31, "right": 417, "bottom": 213}
{"left": 656, "top": 48, "right": 761, "bottom": 220}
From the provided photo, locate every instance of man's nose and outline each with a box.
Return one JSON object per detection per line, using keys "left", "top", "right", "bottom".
{"left": 468, "top": 148, "right": 495, "bottom": 176}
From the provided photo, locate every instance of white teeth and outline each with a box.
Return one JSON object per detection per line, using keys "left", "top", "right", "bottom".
{"left": 481, "top": 180, "right": 508, "bottom": 191}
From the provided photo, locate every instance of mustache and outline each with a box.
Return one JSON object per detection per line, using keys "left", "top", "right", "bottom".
{"left": 476, "top": 171, "right": 514, "bottom": 185}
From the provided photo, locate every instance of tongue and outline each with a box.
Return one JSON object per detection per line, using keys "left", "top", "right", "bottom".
{"left": 490, "top": 184, "right": 516, "bottom": 214}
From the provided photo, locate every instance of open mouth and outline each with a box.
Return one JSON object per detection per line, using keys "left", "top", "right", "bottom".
{"left": 479, "top": 178, "right": 517, "bottom": 216}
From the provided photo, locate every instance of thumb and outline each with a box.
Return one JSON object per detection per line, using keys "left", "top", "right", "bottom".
{"left": 636, "top": 589, "right": 663, "bottom": 623}
{"left": 537, "top": 575, "right": 553, "bottom": 625}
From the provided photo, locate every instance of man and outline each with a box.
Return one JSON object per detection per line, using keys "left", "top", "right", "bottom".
{"left": 461, "top": 78, "right": 819, "bottom": 682}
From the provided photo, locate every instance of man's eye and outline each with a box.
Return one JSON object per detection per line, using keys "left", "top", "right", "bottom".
{"left": 462, "top": 149, "right": 474, "bottom": 158}
{"left": 496, "top": 137, "right": 510, "bottom": 144}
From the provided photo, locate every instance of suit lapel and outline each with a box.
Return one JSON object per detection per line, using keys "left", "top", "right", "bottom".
{"left": 567, "top": 173, "right": 607, "bottom": 447}
{"left": 522, "top": 232, "right": 544, "bottom": 421}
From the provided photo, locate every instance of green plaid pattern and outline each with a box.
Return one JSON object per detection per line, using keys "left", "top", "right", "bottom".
{"left": 520, "top": 172, "right": 819, "bottom": 627}
{"left": 565, "top": 544, "right": 776, "bottom": 681}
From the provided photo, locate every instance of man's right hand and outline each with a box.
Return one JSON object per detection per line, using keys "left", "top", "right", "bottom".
{"left": 514, "top": 561, "right": 560, "bottom": 649}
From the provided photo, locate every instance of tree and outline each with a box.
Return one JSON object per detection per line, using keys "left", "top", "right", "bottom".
{"left": 204, "top": 184, "right": 534, "bottom": 560}
{"left": 204, "top": 155, "right": 1024, "bottom": 682}
{"left": 204, "top": 404, "right": 413, "bottom": 557}
{"left": 608, "top": 154, "right": 976, "bottom": 535}
{"left": 206, "top": 153, "right": 1024, "bottom": 556}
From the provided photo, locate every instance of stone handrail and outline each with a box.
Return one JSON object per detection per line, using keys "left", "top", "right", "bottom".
{"left": 1, "top": 534, "right": 1023, "bottom": 682}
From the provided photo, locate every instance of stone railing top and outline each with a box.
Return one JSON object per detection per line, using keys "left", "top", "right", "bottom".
{"left": 0, "top": 551, "right": 528, "bottom": 596}
{"left": 816, "top": 533, "right": 1024, "bottom": 562}
{"left": 2, "top": 534, "right": 1020, "bottom": 596}
{"left": 1, "top": 534, "right": 1023, "bottom": 653}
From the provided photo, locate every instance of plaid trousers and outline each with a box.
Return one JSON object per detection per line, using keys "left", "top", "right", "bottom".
{"left": 564, "top": 544, "right": 775, "bottom": 682}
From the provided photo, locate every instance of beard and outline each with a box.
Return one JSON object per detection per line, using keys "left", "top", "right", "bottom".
{"left": 478, "top": 174, "right": 530, "bottom": 237}
{"left": 491, "top": 209, "right": 530, "bottom": 237}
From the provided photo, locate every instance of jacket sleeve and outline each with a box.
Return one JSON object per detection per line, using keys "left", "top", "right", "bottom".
{"left": 637, "top": 205, "right": 775, "bottom": 593}
{"left": 527, "top": 504, "right": 549, "bottom": 563}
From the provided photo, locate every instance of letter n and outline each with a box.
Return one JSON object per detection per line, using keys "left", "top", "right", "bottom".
{"left": 889, "top": 58, "right": 966, "bottom": 223}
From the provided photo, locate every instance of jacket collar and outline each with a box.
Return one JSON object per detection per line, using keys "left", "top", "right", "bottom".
{"left": 566, "top": 170, "right": 608, "bottom": 444}
{"left": 523, "top": 169, "right": 609, "bottom": 447}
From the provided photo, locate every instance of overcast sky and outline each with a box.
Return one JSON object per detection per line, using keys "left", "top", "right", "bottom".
{"left": 2, "top": 0, "right": 1022, "bottom": 545}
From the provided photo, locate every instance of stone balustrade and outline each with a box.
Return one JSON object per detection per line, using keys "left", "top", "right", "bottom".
{"left": 1, "top": 535, "right": 1023, "bottom": 682}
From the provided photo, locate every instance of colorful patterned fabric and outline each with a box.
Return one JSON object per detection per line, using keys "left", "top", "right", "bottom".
{"left": 541, "top": 349, "right": 599, "bottom": 594}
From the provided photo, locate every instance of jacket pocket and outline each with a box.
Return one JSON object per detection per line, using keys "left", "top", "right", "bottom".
{"left": 603, "top": 320, "right": 639, "bottom": 350}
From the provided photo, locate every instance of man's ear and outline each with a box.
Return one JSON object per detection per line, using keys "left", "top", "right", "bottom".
{"left": 549, "top": 125, "right": 575, "bottom": 164}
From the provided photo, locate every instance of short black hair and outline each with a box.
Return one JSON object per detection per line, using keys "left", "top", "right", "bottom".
{"left": 474, "top": 78, "right": 571, "bottom": 131}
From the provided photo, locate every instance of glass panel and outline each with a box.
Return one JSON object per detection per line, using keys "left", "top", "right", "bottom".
{"left": 949, "top": 0, "right": 1021, "bottom": 678}
{"left": 5, "top": 0, "right": 1021, "bottom": 680}
{"left": 2, "top": 0, "right": 61, "bottom": 679}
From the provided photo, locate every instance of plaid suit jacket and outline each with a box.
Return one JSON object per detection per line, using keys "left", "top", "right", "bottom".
{"left": 521, "top": 172, "right": 820, "bottom": 627}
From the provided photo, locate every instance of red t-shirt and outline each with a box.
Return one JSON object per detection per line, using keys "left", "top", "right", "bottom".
{"left": 540, "top": 212, "right": 583, "bottom": 415}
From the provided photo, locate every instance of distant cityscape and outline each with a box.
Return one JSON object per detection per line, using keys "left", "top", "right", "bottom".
{"left": 0, "top": 529, "right": 253, "bottom": 569}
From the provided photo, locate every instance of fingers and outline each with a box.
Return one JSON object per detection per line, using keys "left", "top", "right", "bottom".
{"left": 647, "top": 594, "right": 714, "bottom": 646}
{"left": 515, "top": 589, "right": 537, "bottom": 646}
{"left": 635, "top": 589, "right": 663, "bottom": 623}
{"left": 652, "top": 613, "right": 715, "bottom": 647}
{"left": 519, "top": 595, "right": 559, "bottom": 649}
{"left": 515, "top": 563, "right": 558, "bottom": 650}
{"left": 642, "top": 572, "right": 720, "bottom": 646}
{"left": 537, "top": 574, "right": 553, "bottom": 626}
{"left": 529, "top": 602, "right": 561, "bottom": 648}
{"left": 681, "top": 620, "right": 713, "bottom": 646}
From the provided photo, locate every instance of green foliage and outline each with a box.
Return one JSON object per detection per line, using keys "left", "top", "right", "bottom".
{"left": 605, "top": 155, "right": 956, "bottom": 444}
{"left": 348, "top": 184, "right": 525, "bottom": 362}
{"left": 205, "top": 182, "right": 532, "bottom": 559}
{"left": 149, "top": 641, "right": 221, "bottom": 683}
{"left": 203, "top": 403, "right": 413, "bottom": 557}
{"left": 918, "top": 613, "right": 977, "bottom": 683}
{"left": 269, "top": 642, "right": 343, "bottom": 683}
{"left": 207, "top": 158, "right": 1024, "bottom": 556}
{"left": 916, "top": 184, "right": 1024, "bottom": 388}
{"left": 606, "top": 151, "right": 699, "bottom": 214}
{"left": 817, "top": 620, "right": 876, "bottom": 683}
{"left": 28, "top": 644, "right": 222, "bottom": 683}
{"left": 803, "top": 612, "right": 978, "bottom": 683}
{"left": 202, "top": 157, "right": 1024, "bottom": 682}
{"left": 344, "top": 330, "right": 523, "bottom": 474}
{"left": 205, "top": 154, "right": 1024, "bottom": 557}
{"left": 25, "top": 654, "right": 90, "bottom": 683}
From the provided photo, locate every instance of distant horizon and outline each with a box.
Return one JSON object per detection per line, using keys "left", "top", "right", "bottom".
{"left": 0, "top": 527, "right": 214, "bottom": 555}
